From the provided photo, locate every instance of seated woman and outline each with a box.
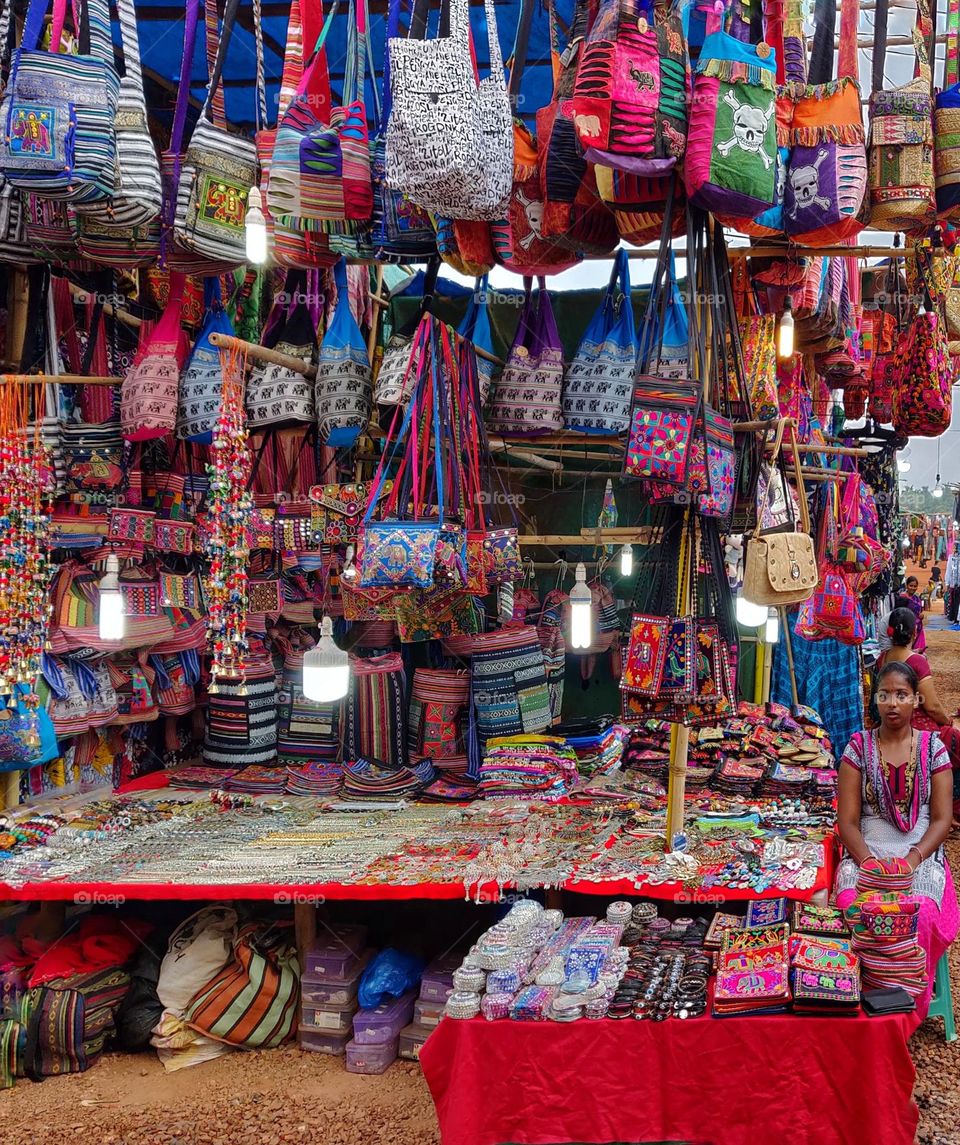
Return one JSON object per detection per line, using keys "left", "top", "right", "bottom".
{"left": 879, "top": 608, "right": 952, "bottom": 729}
{"left": 836, "top": 661, "right": 959, "bottom": 1017}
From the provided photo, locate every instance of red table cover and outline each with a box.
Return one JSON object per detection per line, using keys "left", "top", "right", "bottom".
{"left": 421, "top": 1009, "right": 920, "bottom": 1145}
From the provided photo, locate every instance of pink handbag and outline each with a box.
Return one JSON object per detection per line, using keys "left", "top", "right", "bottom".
{"left": 120, "top": 273, "right": 190, "bottom": 442}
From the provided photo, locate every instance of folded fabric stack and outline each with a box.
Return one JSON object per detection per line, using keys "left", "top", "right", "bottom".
{"left": 622, "top": 722, "right": 672, "bottom": 782}
{"left": 341, "top": 756, "right": 437, "bottom": 801}
{"left": 477, "top": 736, "right": 579, "bottom": 800}
{"left": 713, "top": 922, "right": 792, "bottom": 1016}
{"left": 847, "top": 861, "right": 927, "bottom": 998}
{"left": 285, "top": 760, "right": 343, "bottom": 798}
{"left": 554, "top": 720, "right": 630, "bottom": 779}
{"left": 789, "top": 934, "right": 861, "bottom": 1016}
{"left": 710, "top": 758, "right": 766, "bottom": 797}
{"left": 223, "top": 766, "right": 288, "bottom": 795}
{"left": 168, "top": 766, "right": 238, "bottom": 790}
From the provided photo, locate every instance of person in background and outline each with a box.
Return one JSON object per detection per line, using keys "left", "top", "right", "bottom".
{"left": 903, "top": 576, "right": 927, "bottom": 652}
{"left": 836, "top": 660, "right": 959, "bottom": 1017}
{"left": 880, "top": 607, "right": 960, "bottom": 830}
{"left": 929, "top": 565, "right": 943, "bottom": 604}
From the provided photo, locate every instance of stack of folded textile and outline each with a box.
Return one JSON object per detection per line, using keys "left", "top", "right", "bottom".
{"left": 477, "top": 736, "right": 579, "bottom": 800}
{"left": 341, "top": 756, "right": 437, "bottom": 801}
{"left": 285, "top": 760, "right": 343, "bottom": 798}
{"left": 847, "top": 859, "right": 927, "bottom": 999}
{"left": 555, "top": 719, "right": 630, "bottom": 778}
{"left": 168, "top": 766, "right": 238, "bottom": 790}
{"left": 223, "top": 766, "right": 288, "bottom": 795}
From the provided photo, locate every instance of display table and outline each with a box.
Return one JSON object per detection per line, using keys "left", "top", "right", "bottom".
{"left": 421, "top": 1007, "right": 921, "bottom": 1145}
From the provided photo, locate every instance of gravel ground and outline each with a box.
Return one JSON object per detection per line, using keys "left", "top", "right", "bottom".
{"left": 2, "top": 603, "right": 958, "bottom": 1144}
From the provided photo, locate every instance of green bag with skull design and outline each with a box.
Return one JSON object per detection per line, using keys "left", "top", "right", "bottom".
{"left": 686, "top": 3, "right": 778, "bottom": 217}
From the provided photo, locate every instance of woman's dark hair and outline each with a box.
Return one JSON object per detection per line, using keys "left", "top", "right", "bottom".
{"left": 876, "top": 660, "right": 920, "bottom": 694}
{"left": 887, "top": 606, "right": 917, "bottom": 648}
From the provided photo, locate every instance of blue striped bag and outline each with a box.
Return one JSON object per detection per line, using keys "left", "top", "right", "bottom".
{"left": 0, "top": 0, "right": 119, "bottom": 205}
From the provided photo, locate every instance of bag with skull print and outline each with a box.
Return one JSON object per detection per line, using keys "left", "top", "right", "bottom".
{"left": 562, "top": 249, "right": 638, "bottom": 434}
{"left": 686, "top": 1, "right": 778, "bottom": 218}
{"left": 783, "top": 0, "right": 866, "bottom": 244}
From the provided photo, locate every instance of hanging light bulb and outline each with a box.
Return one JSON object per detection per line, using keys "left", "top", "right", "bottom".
{"left": 933, "top": 476, "right": 944, "bottom": 499}
{"left": 736, "top": 592, "right": 767, "bottom": 629}
{"left": 764, "top": 608, "right": 780, "bottom": 645}
{"left": 777, "top": 297, "right": 795, "bottom": 358}
{"left": 341, "top": 544, "right": 358, "bottom": 580}
{"left": 98, "top": 554, "right": 125, "bottom": 641}
{"left": 619, "top": 544, "right": 634, "bottom": 578}
{"left": 897, "top": 457, "right": 911, "bottom": 474}
{"left": 568, "top": 563, "right": 593, "bottom": 650}
{"left": 302, "top": 617, "right": 350, "bottom": 703}
{"left": 245, "top": 186, "right": 268, "bottom": 265}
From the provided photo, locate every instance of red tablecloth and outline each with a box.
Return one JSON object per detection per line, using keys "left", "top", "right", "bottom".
{"left": 421, "top": 1008, "right": 921, "bottom": 1145}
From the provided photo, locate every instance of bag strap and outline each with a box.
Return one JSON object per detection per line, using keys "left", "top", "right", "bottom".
{"left": 808, "top": 0, "right": 836, "bottom": 84}
{"left": 252, "top": 0, "right": 269, "bottom": 134}
{"left": 872, "top": 0, "right": 889, "bottom": 93}
{"left": 167, "top": 0, "right": 203, "bottom": 241}
{"left": 201, "top": 0, "right": 242, "bottom": 122}
{"left": 508, "top": 0, "right": 537, "bottom": 108}
{"left": 837, "top": 0, "right": 858, "bottom": 81}
{"left": 277, "top": 0, "right": 306, "bottom": 121}
{"left": 915, "top": 0, "right": 932, "bottom": 83}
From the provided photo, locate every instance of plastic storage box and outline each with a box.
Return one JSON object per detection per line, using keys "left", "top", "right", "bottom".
{"left": 413, "top": 998, "right": 446, "bottom": 1029}
{"left": 304, "top": 927, "right": 370, "bottom": 979}
{"left": 301, "top": 950, "right": 373, "bottom": 1007}
{"left": 299, "top": 1027, "right": 351, "bottom": 1055}
{"left": 352, "top": 989, "right": 417, "bottom": 1045}
{"left": 301, "top": 1001, "right": 358, "bottom": 1037}
{"left": 345, "top": 1035, "right": 399, "bottom": 1075}
{"left": 398, "top": 1022, "right": 432, "bottom": 1061}
{"left": 419, "top": 952, "right": 462, "bottom": 1002}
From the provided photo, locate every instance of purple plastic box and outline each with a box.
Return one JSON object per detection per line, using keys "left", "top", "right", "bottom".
{"left": 398, "top": 1022, "right": 432, "bottom": 1061}
{"left": 345, "top": 1035, "right": 399, "bottom": 1075}
{"left": 300, "top": 950, "right": 374, "bottom": 1006}
{"left": 300, "top": 1001, "right": 358, "bottom": 1037}
{"left": 418, "top": 952, "right": 461, "bottom": 1003}
{"left": 304, "top": 928, "right": 370, "bottom": 979}
{"left": 352, "top": 989, "right": 417, "bottom": 1045}
{"left": 413, "top": 998, "right": 445, "bottom": 1029}
{"left": 299, "top": 1027, "right": 351, "bottom": 1055}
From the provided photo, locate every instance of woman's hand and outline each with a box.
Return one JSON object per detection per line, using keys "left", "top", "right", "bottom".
{"left": 906, "top": 846, "right": 922, "bottom": 872}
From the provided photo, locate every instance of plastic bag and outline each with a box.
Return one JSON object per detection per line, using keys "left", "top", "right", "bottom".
{"left": 358, "top": 948, "right": 425, "bottom": 1009}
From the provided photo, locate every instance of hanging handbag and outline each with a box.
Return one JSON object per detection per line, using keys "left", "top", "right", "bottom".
{"left": 0, "top": 0, "right": 40, "bottom": 265}
{"left": 562, "top": 249, "right": 638, "bottom": 434}
{"left": 795, "top": 562, "right": 866, "bottom": 644}
{"left": 120, "top": 274, "right": 190, "bottom": 442}
{"left": 269, "top": 0, "right": 374, "bottom": 235}
{"left": 172, "top": 0, "right": 257, "bottom": 269}
{"left": 369, "top": 0, "right": 437, "bottom": 260}
{"left": 568, "top": 0, "right": 688, "bottom": 174}
{"left": 783, "top": 0, "right": 867, "bottom": 243}
{"left": 936, "top": 0, "right": 960, "bottom": 217}
{"left": 246, "top": 273, "right": 318, "bottom": 430}
{"left": 457, "top": 275, "right": 498, "bottom": 407}
{"left": 75, "top": 0, "right": 162, "bottom": 262}
{"left": 867, "top": 0, "right": 936, "bottom": 232}
{"left": 358, "top": 319, "right": 443, "bottom": 589}
{"left": 686, "top": 0, "right": 778, "bottom": 217}
{"left": 385, "top": 0, "right": 512, "bottom": 220}
{"left": 314, "top": 257, "right": 372, "bottom": 447}
{"left": 742, "top": 421, "right": 818, "bottom": 605}
{"left": 596, "top": 169, "right": 686, "bottom": 246}
{"left": 486, "top": 279, "right": 565, "bottom": 436}
{"left": 0, "top": 0, "right": 119, "bottom": 204}
{"left": 177, "top": 279, "right": 235, "bottom": 444}
{"left": 373, "top": 260, "right": 437, "bottom": 408}
{"left": 892, "top": 309, "right": 952, "bottom": 437}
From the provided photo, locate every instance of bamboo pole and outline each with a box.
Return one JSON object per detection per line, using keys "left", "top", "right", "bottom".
{"left": 754, "top": 639, "right": 766, "bottom": 705}
{"left": 780, "top": 607, "right": 801, "bottom": 709}
{"left": 209, "top": 332, "right": 317, "bottom": 379}
{"left": 0, "top": 373, "right": 122, "bottom": 386}
{"left": 3, "top": 270, "right": 29, "bottom": 371}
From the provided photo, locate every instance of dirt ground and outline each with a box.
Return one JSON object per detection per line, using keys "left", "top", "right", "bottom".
{"left": 2, "top": 598, "right": 959, "bottom": 1144}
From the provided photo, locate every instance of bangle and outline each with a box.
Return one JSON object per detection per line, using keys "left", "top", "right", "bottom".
{"left": 909, "top": 845, "right": 924, "bottom": 863}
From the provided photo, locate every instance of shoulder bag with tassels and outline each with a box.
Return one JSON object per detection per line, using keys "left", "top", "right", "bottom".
{"left": 172, "top": 0, "right": 257, "bottom": 269}
{"left": 867, "top": 0, "right": 936, "bottom": 232}
{"left": 742, "top": 420, "right": 818, "bottom": 605}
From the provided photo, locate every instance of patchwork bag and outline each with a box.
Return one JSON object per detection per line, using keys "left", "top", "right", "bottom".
{"left": 177, "top": 280, "right": 235, "bottom": 444}
{"left": 120, "top": 274, "right": 190, "bottom": 441}
{"left": 172, "top": 0, "right": 257, "bottom": 269}
{"left": 385, "top": 0, "right": 513, "bottom": 220}
{"left": 935, "top": 0, "right": 960, "bottom": 217}
{"left": 486, "top": 280, "right": 565, "bottom": 436}
{"left": 562, "top": 249, "right": 638, "bottom": 433}
{"left": 891, "top": 306, "right": 952, "bottom": 437}
{"left": 795, "top": 561, "right": 866, "bottom": 645}
{"left": 867, "top": 0, "right": 936, "bottom": 232}
{"left": 75, "top": 0, "right": 161, "bottom": 258}
{"left": 568, "top": 0, "right": 688, "bottom": 175}
{"left": 245, "top": 276, "right": 318, "bottom": 429}
{"left": 0, "top": 0, "right": 119, "bottom": 204}
{"left": 269, "top": 0, "right": 374, "bottom": 235}
{"left": 783, "top": 0, "right": 867, "bottom": 244}
{"left": 687, "top": 1, "right": 778, "bottom": 217}
{"left": 314, "top": 258, "right": 372, "bottom": 447}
